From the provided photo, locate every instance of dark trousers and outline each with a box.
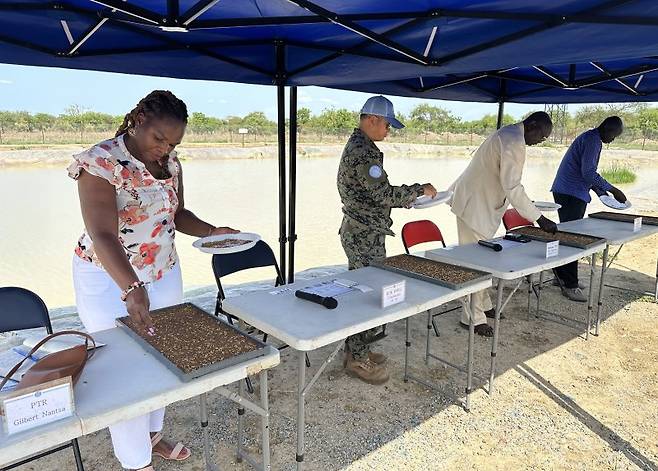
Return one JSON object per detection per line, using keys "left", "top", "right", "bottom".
{"left": 552, "top": 192, "right": 588, "bottom": 288}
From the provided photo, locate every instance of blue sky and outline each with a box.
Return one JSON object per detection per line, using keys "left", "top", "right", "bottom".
{"left": 1, "top": 63, "right": 579, "bottom": 121}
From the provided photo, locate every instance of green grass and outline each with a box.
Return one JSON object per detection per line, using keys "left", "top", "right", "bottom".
{"left": 600, "top": 165, "right": 637, "bottom": 184}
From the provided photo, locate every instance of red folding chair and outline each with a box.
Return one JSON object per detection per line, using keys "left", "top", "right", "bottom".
{"left": 402, "top": 220, "right": 446, "bottom": 252}
{"left": 502, "top": 208, "right": 533, "bottom": 231}
{"left": 401, "top": 220, "right": 459, "bottom": 338}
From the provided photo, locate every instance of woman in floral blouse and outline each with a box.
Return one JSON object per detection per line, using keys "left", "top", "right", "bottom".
{"left": 69, "top": 90, "right": 237, "bottom": 471}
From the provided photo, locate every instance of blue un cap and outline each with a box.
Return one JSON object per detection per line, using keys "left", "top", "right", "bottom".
{"left": 360, "top": 95, "right": 404, "bottom": 129}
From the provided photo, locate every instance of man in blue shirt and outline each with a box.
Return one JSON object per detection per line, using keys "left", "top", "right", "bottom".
{"left": 551, "top": 116, "right": 626, "bottom": 302}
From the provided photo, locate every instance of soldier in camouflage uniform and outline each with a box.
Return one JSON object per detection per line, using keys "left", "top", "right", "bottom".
{"left": 337, "top": 95, "right": 437, "bottom": 385}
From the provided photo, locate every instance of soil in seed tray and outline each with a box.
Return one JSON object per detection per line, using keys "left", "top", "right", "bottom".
{"left": 588, "top": 211, "right": 658, "bottom": 226}
{"left": 381, "top": 254, "right": 484, "bottom": 284}
{"left": 510, "top": 226, "right": 602, "bottom": 247}
{"left": 119, "top": 303, "right": 259, "bottom": 374}
{"left": 202, "top": 238, "right": 250, "bottom": 248}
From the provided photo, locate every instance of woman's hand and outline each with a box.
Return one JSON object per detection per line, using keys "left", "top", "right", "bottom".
{"left": 210, "top": 226, "right": 240, "bottom": 235}
{"left": 125, "top": 287, "right": 154, "bottom": 335}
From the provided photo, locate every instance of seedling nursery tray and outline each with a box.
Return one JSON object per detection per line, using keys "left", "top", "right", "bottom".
{"left": 117, "top": 302, "right": 267, "bottom": 382}
{"left": 373, "top": 254, "right": 491, "bottom": 290}
{"left": 588, "top": 211, "right": 658, "bottom": 226}
{"left": 510, "top": 226, "right": 605, "bottom": 249}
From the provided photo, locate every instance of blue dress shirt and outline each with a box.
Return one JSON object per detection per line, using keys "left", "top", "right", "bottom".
{"left": 551, "top": 129, "right": 612, "bottom": 203}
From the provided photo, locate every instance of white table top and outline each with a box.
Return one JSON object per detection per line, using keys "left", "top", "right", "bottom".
{"left": 426, "top": 232, "right": 606, "bottom": 280}
{"left": 0, "top": 327, "right": 279, "bottom": 467}
{"left": 222, "top": 266, "right": 492, "bottom": 351}
{"left": 559, "top": 217, "right": 658, "bottom": 246}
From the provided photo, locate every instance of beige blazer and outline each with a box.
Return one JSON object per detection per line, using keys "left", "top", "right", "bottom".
{"left": 449, "top": 122, "right": 541, "bottom": 238}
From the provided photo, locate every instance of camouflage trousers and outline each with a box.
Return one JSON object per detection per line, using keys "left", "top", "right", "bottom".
{"left": 340, "top": 218, "right": 386, "bottom": 359}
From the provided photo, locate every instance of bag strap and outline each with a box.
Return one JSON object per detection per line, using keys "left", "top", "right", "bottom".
{"left": 0, "top": 330, "right": 96, "bottom": 391}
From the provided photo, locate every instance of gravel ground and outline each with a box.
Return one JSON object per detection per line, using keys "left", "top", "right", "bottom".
{"left": 6, "top": 234, "right": 658, "bottom": 471}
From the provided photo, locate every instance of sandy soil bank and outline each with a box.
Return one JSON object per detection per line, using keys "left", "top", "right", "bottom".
{"left": 0, "top": 142, "right": 656, "bottom": 167}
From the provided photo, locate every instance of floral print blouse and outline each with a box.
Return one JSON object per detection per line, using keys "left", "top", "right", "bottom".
{"left": 68, "top": 134, "right": 180, "bottom": 282}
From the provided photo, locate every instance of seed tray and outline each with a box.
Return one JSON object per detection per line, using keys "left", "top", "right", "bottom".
{"left": 588, "top": 211, "right": 658, "bottom": 226}
{"left": 510, "top": 226, "right": 605, "bottom": 249}
{"left": 372, "top": 254, "right": 491, "bottom": 290}
{"left": 117, "top": 303, "right": 267, "bottom": 382}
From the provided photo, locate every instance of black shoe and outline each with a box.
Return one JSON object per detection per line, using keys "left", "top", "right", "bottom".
{"left": 460, "top": 322, "right": 494, "bottom": 337}
{"left": 484, "top": 309, "right": 505, "bottom": 320}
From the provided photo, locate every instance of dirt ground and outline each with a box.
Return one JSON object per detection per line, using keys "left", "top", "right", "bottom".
{"left": 9, "top": 234, "right": 658, "bottom": 471}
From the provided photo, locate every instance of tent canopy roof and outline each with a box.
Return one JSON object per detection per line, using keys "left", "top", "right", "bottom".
{"left": 1, "top": 1, "right": 658, "bottom": 103}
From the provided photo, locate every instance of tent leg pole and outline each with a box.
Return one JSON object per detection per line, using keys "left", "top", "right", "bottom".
{"left": 275, "top": 43, "right": 287, "bottom": 280}
{"left": 496, "top": 101, "right": 505, "bottom": 129}
{"left": 288, "top": 86, "right": 298, "bottom": 284}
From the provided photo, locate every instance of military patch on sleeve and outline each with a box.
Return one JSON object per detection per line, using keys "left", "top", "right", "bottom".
{"left": 368, "top": 164, "right": 383, "bottom": 179}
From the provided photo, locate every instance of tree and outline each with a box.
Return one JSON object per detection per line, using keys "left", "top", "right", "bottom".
{"left": 32, "top": 113, "right": 56, "bottom": 144}
{"left": 297, "top": 107, "right": 311, "bottom": 133}
{"left": 0, "top": 111, "right": 15, "bottom": 144}
{"left": 189, "top": 112, "right": 215, "bottom": 134}
{"left": 637, "top": 107, "right": 658, "bottom": 150}
{"left": 81, "top": 111, "right": 115, "bottom": 132}
{"left": 61, "top": 105, "right": 86, "bottom": 142}
{"left": 466, "top": 113, "right": 515, "bottom": 135}
{"left": 408, "top": 104, "right": 461, "bottom": 134}
{"left": 241, "top": 111, "right": 275, "bottom": 134}
{"left": 315, "top": 108, "right": 358, "bottom": 135}
{"left": 573, "top": 103, "right": 643, "bottom": 132}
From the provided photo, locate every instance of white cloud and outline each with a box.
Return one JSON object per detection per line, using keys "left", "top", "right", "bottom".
{"left": 0, "top": 79, "right": 13, "bottom": 84}
{"left": 298, "top": 90, "right": 313, "bottom": 104}
{"left": 297, "top": 89, "right": 340, "bottom": 107}
{"left": 317, "top": 97, "right": 339, "bottom": 105}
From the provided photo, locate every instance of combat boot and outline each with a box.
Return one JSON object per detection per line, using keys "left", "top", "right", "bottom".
{"left": 344, "top": 355, "right": 389, "bottom": 385}
{"left": 368, "top": 351, "right": 387, "bottom": 364}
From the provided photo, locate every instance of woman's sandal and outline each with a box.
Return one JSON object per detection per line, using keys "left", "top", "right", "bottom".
{"left": 150, "top": 431, "right": 191, "bottom": 461}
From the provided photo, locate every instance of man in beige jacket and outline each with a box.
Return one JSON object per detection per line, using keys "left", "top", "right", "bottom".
{"left": 449, "top": 111, "right": 557, "bottom": 336}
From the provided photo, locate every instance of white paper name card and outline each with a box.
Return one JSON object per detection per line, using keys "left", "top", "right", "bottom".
{"left": 633, "top": 217, "right": 642, "bottom": 233}
{"left": 1, "top": 377, "right": 75, "bottom": 435}
{"left": 545, "top": 241, "right": 559, "bottom": 259}
{"left": 381, "top": 280, "right": 406, "bottom": 308}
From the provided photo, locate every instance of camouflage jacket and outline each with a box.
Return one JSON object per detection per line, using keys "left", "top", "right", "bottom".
{"left": 337, "top": 128, "right": 424, "bottom": 235}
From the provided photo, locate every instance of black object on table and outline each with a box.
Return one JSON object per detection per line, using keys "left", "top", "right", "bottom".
{"left": 295, "top": 290, "right": 338, "bottom": 309}
{"left": 478, "top": 239, "right": 503, "bottom": 252}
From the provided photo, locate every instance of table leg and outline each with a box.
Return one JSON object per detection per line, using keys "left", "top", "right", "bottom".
{"left": 526, "top": 274, "right": 533, "bottom": 320}
{"left": 536, "top": 271, "right": 544, "bottom": 316}
{"left": 425, "top": 311, "right": 431, "bottom": 366}
{"left": 237, "top": 377, "right": 245, "bottom": 464}
{"left": 654, "top": 254, "right": 657, "bottom": 302}
{"left": 404, "top": 318, "right": 410, "bottom": 382}
{"left": 259, "top": 370, "right": 271, "bottom": 471}
{"left": 199, "top": 393, "right": 218, "bottom": 471}
{"left": 296, "top": 350, "right": 306, "bottom": 470}
{"left": 489, "top": 280, "right": 504, "bottom": 395}
{"left": 465, "top": 295, "right": 475, "bottom": 412}
{"left": 72, "top": 439, "right": 84, "bottom": 471}
{"left": 596, "top": 246, "right": 609, "bottom": 336}
{"left": 586, "top": 253, "right": 597, "bottom": 340}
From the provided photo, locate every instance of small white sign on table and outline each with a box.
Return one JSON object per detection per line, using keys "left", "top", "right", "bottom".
{"left": 381, "top": 280, "right": 406, "bottom": 308}
{"left": 545, "top": 240, "right": 559, "bottom": 259}
{"left": 1, "top": 377, "right": 75, "bottom": 435}
{"left": 633, "top": 217, "right": 643, "bottom": 233}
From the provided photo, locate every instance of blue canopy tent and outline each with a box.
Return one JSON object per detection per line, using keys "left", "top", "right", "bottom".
{"left": 1, "top": 0, "right": 657, "bottom": 282}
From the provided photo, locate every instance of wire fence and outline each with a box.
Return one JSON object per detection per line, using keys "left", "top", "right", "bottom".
{"left": 2, "top": 125, "right": 658, "bottom": 150}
